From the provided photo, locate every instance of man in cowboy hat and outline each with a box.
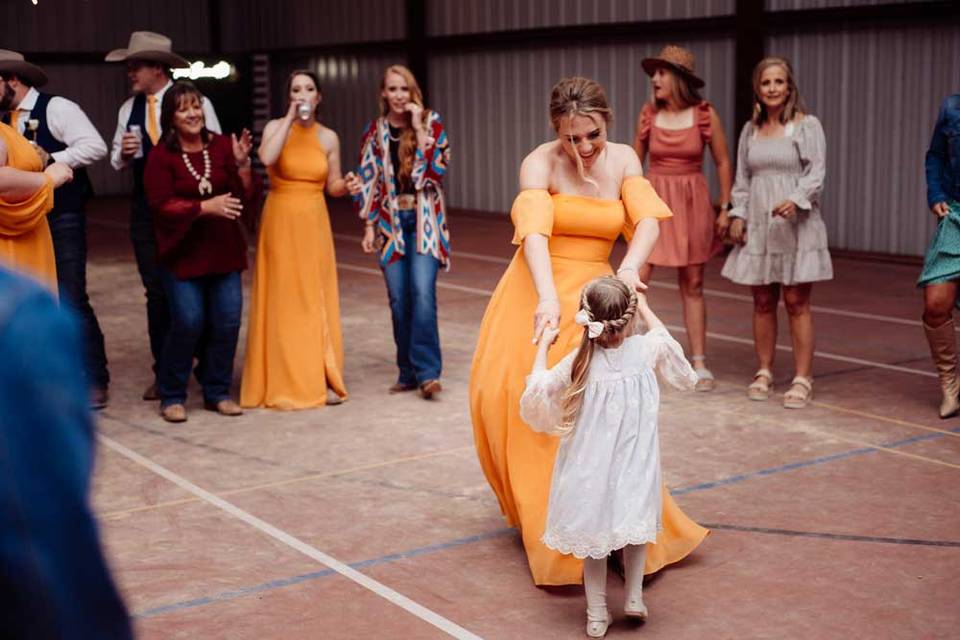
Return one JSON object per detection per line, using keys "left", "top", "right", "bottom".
{"left": 0, "top": 49, "right": 111, "bottom": 409}
{"left": 106, "top": 31, "right": 221, "bottom": 402}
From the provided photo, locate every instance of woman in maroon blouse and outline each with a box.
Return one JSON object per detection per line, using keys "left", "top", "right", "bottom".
{"left": 144, "top": 81, "right": 255, "bottom": 423}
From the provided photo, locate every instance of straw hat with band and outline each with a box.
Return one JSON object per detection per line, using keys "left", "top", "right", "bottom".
{"left": 0, "top": 50, "right": 47, "bottom": 87}
{"left": 641, "top": 45, "right": 705, "bottom": 89}
{"left": 105, "top": 31, "right": 189, "bottom": 69}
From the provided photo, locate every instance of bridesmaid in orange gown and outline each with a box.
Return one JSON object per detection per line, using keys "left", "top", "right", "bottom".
{"left": 0, "top": 122, "right": 73, "bottom": 291}
{"left": 240, "top": 71, "right": 352, "bottom": 409}
{"left": 470, "top": 77, "right": 708, "bottom": 586}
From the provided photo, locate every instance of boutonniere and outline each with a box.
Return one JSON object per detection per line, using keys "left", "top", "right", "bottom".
{"left": 26, "top": 119, "right": 40, "bottom": 143}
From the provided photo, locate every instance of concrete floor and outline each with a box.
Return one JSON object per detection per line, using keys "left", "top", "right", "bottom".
{"left": 84, "top": 196, "right": 959, "bottom": 639}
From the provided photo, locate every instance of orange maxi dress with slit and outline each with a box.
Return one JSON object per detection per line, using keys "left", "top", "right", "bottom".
{"left": 240, "top": 123, "right": 347, "bottom": 409}
{"left": 0, "top": 122, "right": 56, "bottom": 292}
{"left": 470, "top": 175, "right": 709, "bottom": 585}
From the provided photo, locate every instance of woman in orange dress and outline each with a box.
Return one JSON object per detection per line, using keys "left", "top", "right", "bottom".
{"left": 634, "top": 45, "right": 733, "bottom": 391}
{"left": 0, "top": 122, "right": 73, "bottom": 291}
{"left": 470, "top": 77, "right": 708, "bottom": 586}
{"left": 241, "top": 70, "right": 351, "bottom": 409}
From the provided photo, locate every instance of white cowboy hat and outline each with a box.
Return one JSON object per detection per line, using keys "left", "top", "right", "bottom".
{"left": 0, "top": 50, "right": 47, "bottom": 87}
{"left": 105, "top": 31, "right": 189, "bottom": 68}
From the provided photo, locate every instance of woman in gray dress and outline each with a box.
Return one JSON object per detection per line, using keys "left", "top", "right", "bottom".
{"left": 722, "top": 57, "right": 832, "bottom": 409}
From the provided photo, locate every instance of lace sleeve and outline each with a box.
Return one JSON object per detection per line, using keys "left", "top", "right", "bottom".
{"left": 519, "top": 351, "right": 575, "bottom": 434}
{"left": 645, "top": 327, "right": 698, "bottom": 390}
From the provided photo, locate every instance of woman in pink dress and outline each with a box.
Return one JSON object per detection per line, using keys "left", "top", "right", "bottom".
{"left": 633, "top": 45, "right": 733, "bottom": 391}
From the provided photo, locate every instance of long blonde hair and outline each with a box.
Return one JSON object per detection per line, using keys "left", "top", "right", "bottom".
{"left": 379, "top": 64, "right": 427, "bottom": 186}
{"left": 751, "top": 57, "right": 805, "bottom": 125}
{"left": 558, "top": 277, "right": 638, "bottom": 436}
{"left": 549, "top": 77, "right": 613, "bottom": 193}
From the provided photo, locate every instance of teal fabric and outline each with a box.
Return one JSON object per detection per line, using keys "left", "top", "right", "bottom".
{"left": 918, "top": 201, "right": 960, "bottom": 297}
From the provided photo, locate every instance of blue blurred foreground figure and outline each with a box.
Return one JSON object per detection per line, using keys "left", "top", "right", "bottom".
{"left": 0, "top": 266, "right": 132, "bottom": 639}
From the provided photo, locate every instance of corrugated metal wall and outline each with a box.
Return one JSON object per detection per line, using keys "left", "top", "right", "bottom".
{"left": 426, "top": 0, "right": 735, "bottom": 35}
{"left": 220, "top": 0, "right": 405, "bottom": 51}
{"left": 429, "top": 38, "right": 736, "bottom": 215}
{"left": 6, "top": 0, "right": 211, "bottom": 52}
{"left": 767, "top": 0, "right": 936, "bottom": 10}
{"left": 768, "top": 24, "right": 960, "bottom": 255}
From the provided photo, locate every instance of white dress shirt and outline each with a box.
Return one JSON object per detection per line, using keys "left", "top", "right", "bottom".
{"left": 9, "top": 87, "right": 107, "bottom": 169}
{"left": 110, "top": 80, "right": 222, "bottom": 171}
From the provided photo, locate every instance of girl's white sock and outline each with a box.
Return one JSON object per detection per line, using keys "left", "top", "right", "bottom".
{"left": 623, "top": 544, "right": 648, "bottom": 614}
{"left": 582, "top": 556, "right": 609, "bottom": 620}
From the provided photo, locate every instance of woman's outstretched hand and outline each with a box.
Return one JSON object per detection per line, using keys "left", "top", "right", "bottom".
{"left": 533, "top": 298, "right": 560, "bottom": 345}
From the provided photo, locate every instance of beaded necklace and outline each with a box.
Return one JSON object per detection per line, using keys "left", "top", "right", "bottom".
{"left": 182, "top": 147, "right": 213, "bottom": 195}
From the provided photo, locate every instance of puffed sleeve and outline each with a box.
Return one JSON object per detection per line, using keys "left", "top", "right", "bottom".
{"left": 696, "top": 101, "right": 713, "bottom": 144}
{"left": 519, "top": 351, "right": 576, "bottom": 434}
{"left": 787, "top": 115, "right": 826, "bottom": 213}
{"left": 636, "top": 103, "right": 655, "bottom": 145}
{"left": 621, "top": 175, "right": 672, "bottom": 240}
{"left": 510, "top": 189, "right": 554, "bottom": 245}
{"left": 643, "top": 327, "right": 698, "bottom": 390}
{"left": 728, "top": 122, "right": 753, "bottom": 220}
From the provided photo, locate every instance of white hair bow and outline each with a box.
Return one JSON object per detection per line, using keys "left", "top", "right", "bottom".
{"left": 574, "top": 309, "right": 604, "bottom": 339}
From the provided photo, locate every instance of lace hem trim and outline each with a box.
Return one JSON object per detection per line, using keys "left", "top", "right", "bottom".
{"left": 542, "top": 525, "right": 662, "bottom": 560}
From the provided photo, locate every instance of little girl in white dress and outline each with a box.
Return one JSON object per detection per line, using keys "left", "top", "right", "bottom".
{"left": 520, "top": 276, "right": 697, "bottom": 638}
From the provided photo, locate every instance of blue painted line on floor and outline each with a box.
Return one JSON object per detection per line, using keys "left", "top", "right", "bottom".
{"left": 132, "top": 425, "right": 960, "bottom": 619}
{"left": 673, "top": 425, "right": 960, "bottom": 496}
{"left": 134, "top": 528, "right": 515, "bottom": 619}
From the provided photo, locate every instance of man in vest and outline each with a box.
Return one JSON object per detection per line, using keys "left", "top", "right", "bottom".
{"left": 0, "top": 50, "right": 110, "bottom": 409}
{"left": 107, "top": 32, "right": 221, "bottom": 402}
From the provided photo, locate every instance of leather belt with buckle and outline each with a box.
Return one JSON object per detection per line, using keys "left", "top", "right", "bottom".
{"left": 396, "top": 194, "right": 416, "bottom": 210}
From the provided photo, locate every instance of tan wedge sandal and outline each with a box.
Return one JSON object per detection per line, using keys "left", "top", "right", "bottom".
{"left": 747, "top": 368, "right": 773, "bottom": 401}
{"left": 783, "top": 376, "right": 813, "bottom": 409}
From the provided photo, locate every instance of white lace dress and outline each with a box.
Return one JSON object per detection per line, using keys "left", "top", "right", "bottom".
{"left": 519, "top": 327, "right": 697, "bottom": 559}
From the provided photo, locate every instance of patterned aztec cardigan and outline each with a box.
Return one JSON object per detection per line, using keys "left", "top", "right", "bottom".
{"left": 354, "top": 111, "right": 451, "bottom": 269}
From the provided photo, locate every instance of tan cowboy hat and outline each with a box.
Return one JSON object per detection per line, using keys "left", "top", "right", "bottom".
{"left": 0, "top": 50, "right": 47, "bottom": 87}
{"left": 641, "top": 44, "right": 705, "bottom": 89}
{"left": 105, "top": 31, "right": 189, "bottom": 68}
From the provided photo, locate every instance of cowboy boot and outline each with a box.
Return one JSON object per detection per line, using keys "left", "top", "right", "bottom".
{"left": 923, "top": 319, "right": 960, "bottom": 418}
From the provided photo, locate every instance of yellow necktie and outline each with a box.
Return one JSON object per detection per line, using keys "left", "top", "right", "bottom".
{"left": 146, "top": 95, "right": 160, "bottom": 145}
{"left": 9, "top": 110, "right": 19, "bottom": 133}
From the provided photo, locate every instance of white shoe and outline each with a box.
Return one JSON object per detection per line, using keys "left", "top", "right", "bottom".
{"left": 586, "top": 608, "right": 611, "bottom": 637}
{"left": 624, "top": 596, "right": 648, "bottom": 621}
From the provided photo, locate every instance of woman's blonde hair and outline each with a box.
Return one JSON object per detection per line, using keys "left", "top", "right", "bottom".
{"left": 558, "top": 276, "right": 638, "bottom": 436}
{"left": 379, "top": 64, "right": 427, "bottom": 187}
{"left": 549, "top": 77, "right": 613, "bottom": 193}
{"left": 751, "top": 57, "right": 805, "bottom": 125}
{"left": 651, "top": 66, "right": 702, "bottom": 111}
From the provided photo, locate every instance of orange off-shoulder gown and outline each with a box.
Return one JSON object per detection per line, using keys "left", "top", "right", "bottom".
{"left": 0, "top": 122, "right": 56, "bottom": 291}
{"left": 470, "top": 175, "right": 709, "bottom": 585}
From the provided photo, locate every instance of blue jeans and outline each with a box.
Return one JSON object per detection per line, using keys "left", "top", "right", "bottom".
{"left": 0, "top": 267, "right": 132, "bottom": 638}
{"left": 49, "top": 208, "right": 110, "bottom": 389}
{"left": 158, "top": 270, "right": 242, "bottom": 407}
{"left": 382, "top": 210, "right": 442, "bottom": 385}
{"left": 130, "top": 193, "right": 169, "bottom": 378}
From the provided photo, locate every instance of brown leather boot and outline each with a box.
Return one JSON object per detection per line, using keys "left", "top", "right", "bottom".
{"left": 923, "top": 319, "right": 960, "bottom": 419}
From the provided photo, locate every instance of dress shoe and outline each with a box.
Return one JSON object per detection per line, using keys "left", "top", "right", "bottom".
{"left": 624, "top": 596, "right": 648, "bottom": 621}
{"left": 586, "top": 608, "right": 611, "bottom": 638}
{"left": 420, "top": 379, "right": 442, "bottom": 400}
{"left": 160, "top": 404, "right": 187, "bottom": 423}
{"left": 90, "top": 386, "right": 109, "bottom": 410}
{"left": 142, "top": 382, "right": 159, "bottom": 401}
{"left": 204, "top": 399, "right": 243, "bottom": 416}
